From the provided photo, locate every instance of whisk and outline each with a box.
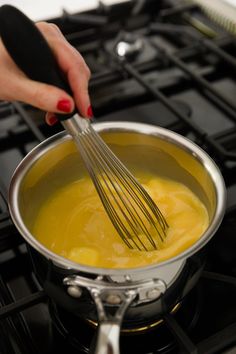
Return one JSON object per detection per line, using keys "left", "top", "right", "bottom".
{"left": 0, "top": 5, "right": 168, "bottom": 251}
{"left": 65, "top": 117, "right": 168, "bottom": 251}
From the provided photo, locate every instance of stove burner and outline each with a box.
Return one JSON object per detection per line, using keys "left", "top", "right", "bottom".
{"left": 86, "top": 303, "right": 181, "bottom": 334}
{"left": 49, "top": 285, "right": 201, "bottom": 354}
{"left": 115, "top": 32, "right": 144, "bottom": 60}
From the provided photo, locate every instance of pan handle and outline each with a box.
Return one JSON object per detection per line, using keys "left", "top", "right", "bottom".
{"left": 90, "top": 288, "right": 136, "bottom": 354}
{"left": 63, "top": 275, "right": 166, "bottom": 353}
{"left": 94, "top": 323, "right": 120, "bottom": 354}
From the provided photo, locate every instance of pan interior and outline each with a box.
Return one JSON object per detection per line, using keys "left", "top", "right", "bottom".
{"left": 17, "top": 128, "right": 217, "bottom": 271}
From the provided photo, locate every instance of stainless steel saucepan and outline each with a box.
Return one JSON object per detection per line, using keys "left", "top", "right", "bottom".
{"left": 8, "top": 122, "right": 226, "bottom": 354}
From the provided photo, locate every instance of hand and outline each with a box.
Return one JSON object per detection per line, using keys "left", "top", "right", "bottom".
{"left": 0, "top": 21, "right": 92, "bottom": 125}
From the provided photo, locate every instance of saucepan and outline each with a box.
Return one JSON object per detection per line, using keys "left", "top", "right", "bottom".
{"left": 8, "top": 121, "right": 226, "bottom": 354}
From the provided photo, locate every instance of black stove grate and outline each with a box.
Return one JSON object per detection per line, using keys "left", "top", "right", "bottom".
{"left": 1, "top": 0, "right": 236, "bottom": 353}
{"left": 1, "top": 269, "right": 236, "bottom": 354}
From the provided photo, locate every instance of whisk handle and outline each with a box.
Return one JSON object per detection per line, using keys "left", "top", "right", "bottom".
{"left": 0, "top": 4, "right": 75, "bottom": 121}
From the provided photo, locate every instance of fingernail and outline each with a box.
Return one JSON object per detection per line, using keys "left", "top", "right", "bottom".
{"left": 57, "top": 99, "right": 72, "bottom": 113}
{"left": 48, "top": 114, "right": 58, "bottom": 126}
{"left": 87, "top": 105, "right": 94, "bottom": 118}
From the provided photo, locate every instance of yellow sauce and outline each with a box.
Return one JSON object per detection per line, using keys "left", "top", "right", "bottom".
{"left": 32, "top": 173, "right": 209, "bottom": 268}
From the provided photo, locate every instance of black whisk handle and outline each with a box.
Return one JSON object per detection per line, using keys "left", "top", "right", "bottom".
{"left": 0, "top": 4, "right": 75, "bottom": 120}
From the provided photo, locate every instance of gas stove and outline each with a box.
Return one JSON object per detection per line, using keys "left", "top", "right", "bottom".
{"left": 1, "top": 0, "right": 236, "bottom": 353}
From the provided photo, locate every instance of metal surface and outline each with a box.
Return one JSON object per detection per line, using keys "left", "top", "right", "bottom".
{"left": 91, "top": 289, "right": 136, "bottom": 354}
{"left": 63, "top": 274, "right": 166, "bottom": 354}
{"left": 63, "top": 274, "right": 166, "bottom": 305}
{"left": 116, "top": 34, "right": 144, "bottom": 59}
{"left": 8, "top": 122, "right": 226, "bottom": 276}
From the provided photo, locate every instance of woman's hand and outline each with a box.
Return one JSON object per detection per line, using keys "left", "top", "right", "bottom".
{"left": 0, "top": 22, "right": 92, "bottom": 125}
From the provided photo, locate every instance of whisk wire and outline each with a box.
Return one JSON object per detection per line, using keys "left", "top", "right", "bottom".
{"left": 84, "top": 131, "right": 159, "bottom": 250}
{"left": 89, "top": 127, "right": 168, "bottom": 234}
{"left": 78, "top": 131, "right": 149, "bottom": 250}
{"left": 73, "top": 122, "right": 168, "bottom": 251}
{"left": 83, "top": 132, "right": 161, "bottom": 249}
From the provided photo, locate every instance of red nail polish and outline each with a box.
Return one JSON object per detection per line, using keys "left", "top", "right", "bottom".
{"left": 87, "top": 105, "right": 94, "bottom": 118}
{"left": 57, "top": 99, "right": 72, "bottom": 113}
{"left": 48, "top": 115, "right": 58, "bottom": 126}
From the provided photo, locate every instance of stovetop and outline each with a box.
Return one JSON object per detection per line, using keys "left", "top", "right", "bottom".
{"left": 1, "top": 0, "right": 236, "bottom": 353}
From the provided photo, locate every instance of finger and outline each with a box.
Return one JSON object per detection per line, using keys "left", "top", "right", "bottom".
{"left": 67, "top": 63, "right": 92, "bottom": 118}
{"left": 7, "top": 76, "right": 75, "bottom": 114}
{"left": 37, "top": 23, "right": 92, "bottom": 117}
{"left": 45, "top": 112, "right": 58, "bottom": 126}
{"left": 52, "top": 44, "right": 91, "bottom": 117}
{"left": 0, "top": 25, "right": 75, "bottom": 115}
